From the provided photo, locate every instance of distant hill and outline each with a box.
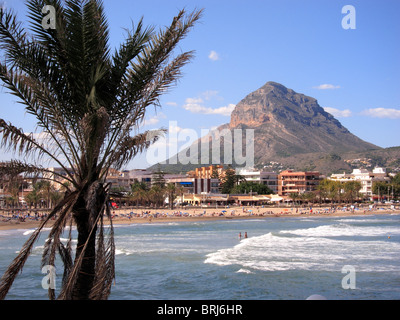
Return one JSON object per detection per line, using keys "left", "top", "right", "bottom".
{"left": 150, "top": 82, "right": 399, "bottom": 175}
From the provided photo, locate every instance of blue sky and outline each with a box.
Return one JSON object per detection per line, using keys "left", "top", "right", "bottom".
{"left": 1, "top": 0, "right": 399, "bottom": 169}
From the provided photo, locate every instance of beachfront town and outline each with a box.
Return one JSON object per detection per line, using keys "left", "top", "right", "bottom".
{"left": 0, "top": 163, "right": 398, "bottom": 209}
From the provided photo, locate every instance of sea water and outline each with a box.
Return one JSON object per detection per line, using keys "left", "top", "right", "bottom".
{"left": 0, "top": 214, "right": 399, "bottom": 300}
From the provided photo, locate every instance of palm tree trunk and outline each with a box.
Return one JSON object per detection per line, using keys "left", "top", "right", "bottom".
{"left": 71, "top": 196, "right": 97, "bottom": 300}
{"left": 71, "top": 181, "right": 106, "bottom": 300}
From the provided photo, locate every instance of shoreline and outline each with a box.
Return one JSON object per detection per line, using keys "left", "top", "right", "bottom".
{"left": 1, "top": 206, "right": 399, "bottom": 231}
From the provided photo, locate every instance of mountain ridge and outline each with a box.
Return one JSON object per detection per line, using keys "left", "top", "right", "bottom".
{"left": 229, "top": 81, "right": 377, "bottom": 155}
{"left": 148, "top": 82, "right": 397, "bottom": 175}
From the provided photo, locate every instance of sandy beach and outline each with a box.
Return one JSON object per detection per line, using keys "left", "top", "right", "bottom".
{"left": 1, "top": 205, "right": 399, "bottom": 231}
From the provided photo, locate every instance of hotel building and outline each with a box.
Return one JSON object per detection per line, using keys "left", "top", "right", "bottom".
{"left": 278, "top": 170, "right": 320, "bottom": 196}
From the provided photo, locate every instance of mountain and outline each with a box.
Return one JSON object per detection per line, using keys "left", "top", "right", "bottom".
{"left": 150, "top": 82, "right": 391, "bottom": 175}
{"left": 229, "top": 81, "right": 378, "bottom": 160}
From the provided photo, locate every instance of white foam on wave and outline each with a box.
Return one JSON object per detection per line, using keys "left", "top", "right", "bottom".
{"left": 237, "top": 268, "right": 254, "bottom": 274}
{"left": 281, "top": 223, "right": 400, "bottom": 237}
{"left": 23, "top": 229, "right": 35, "bottom": 236}
{"left": 334, "top": 218, "right": 387, "bottom": 223}
{"left": 115, "top": 248, "right": 133, "bottom": 256}
{"left": 114, "top": 243, "right": 207, "bottom": 256}
{"left": 59, "top": 238, "right": 78, "bottom": 244}
{"left": 205, "top": 232, "right": 339, "bottom": 271}
{"left": 205, "top": 226, "right": 400, "bottom": 272}
{"left": 22, "top": 227, "right": 52, "bottom": 236}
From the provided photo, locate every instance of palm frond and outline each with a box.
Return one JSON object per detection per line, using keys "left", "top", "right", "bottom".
{"left": 100, "top": 9, "right": 202, "bottom": 170}
{"left": 59, "top": 219, "right": 74, "bottom": 289}
{"left": 0, "top": 159, "right": 75, "bottom": 187}
{"left": 101, "top": 129, "right": 165, "bottom": 174}
{"left": 0, "top": 6, "right": 29, "bottom": 68}
{"left": 0, "top": 61, "right": 82, "bottom": 177}
{"left": 0, "top": 117, "right": 55, "bottom": 160}
{"left": 0, "top": 190, "right": 79, "bottom": 300}
{"left": 118, "top": 9, "right": 202, "bottom": 120}
{"left": 0, "top": 119, "right": 77, "bottom": 183}
{"left": 88, "top": 202, "right": 115, "bottom": 300}
{"left": 41, "top": 199, "right": 76, "bottom": 300}
{"left": 0, "top": 228, "right": 42, "bottom": 300}
{"left": 109, "top": 18, "right": 153, "bottom": 106}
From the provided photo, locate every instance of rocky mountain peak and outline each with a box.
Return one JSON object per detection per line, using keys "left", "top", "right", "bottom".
{"left": 230, "top": 81, "right": 321, "bottom": 128}
{"left": 227, "top": 81, "right": 377, "bottom": 157}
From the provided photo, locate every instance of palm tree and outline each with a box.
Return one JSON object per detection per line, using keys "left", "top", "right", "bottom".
{"left": 220, "top": 165, "right": 244, "bottom": 194}
{"left": 149, "top": 184, "right": 165, "bottom": 208}
{"left": 0, "top": 0, "right": 201, "bottom": 300}
{"left": 343, "top": 181, "right": 361, "bottom": 204}
{"left": 130, "top": 180, "right": 149, "bottom": 208}
{"left": 176, "top": 184, "right": 185, "bottom": 208}
{"left": 165, "top": 182, "right": 177, "bottom": 210}
{"left": 25, "top": 181, "right": 42, "bottom": 208}
{"left": 288, "top": 192, "right": 299, "bottom": 206}
{"left": 37, "top": 180, "right": 52, "bottom": 208}
{"left": 25, "top": 186, "right": 39, "bottom": 209}
{"left": 301, "top": 192, "right": 316, "bottom": 205}
{"left": 0, "top": 171, "right": 22, "bottom": 208}
{"left": 318, "top": 179, "right": 341, "bottom": 205}
{"left": 315, "top": 180, "right": 328, "bottom": 204}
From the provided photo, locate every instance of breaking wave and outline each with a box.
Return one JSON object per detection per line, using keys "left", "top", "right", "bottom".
{"left": 205, "top": 222, "right": 400, "bottom": 272}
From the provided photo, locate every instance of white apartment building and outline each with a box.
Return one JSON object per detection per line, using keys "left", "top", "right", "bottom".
{"left": 127, "top": 169, "right": 153, "bottom": 187}
{"left": 236, "top": 168, "right": 278, "bottom": 194}
{"left": 329, "top": 167, "right": 390, "bottom": 196}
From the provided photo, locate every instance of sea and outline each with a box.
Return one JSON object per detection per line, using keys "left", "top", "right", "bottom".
{"left": 0, "top": 213, "right": 399, "bottom": 300}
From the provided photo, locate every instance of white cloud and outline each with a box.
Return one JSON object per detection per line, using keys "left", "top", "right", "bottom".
{"left": 165, "top": 102, "right": 178, "bottom": 107}
{"left": 28, "top": 132, "right": 52, "bottom": 140}
{"left": 201, "top": 90, "right": 220, "bottom": 100}
{"left": 183, "top": 97, "right": 235, "bottom": 116}
{"left": 209, "top": 104, "right": 236, "bottom": 116}
{"left": 185, "top": 97, "right": 204, "bottom": 105}
{"left": 168, "top": 124, "right": 192, "bottom": 136}
{"left": 360, "top": 108, "right": 400, "bottom": 119}
{"left": 313, "top": 84, "right": 341, "bottom": 90}
{"left": 324, "top": 107, "right": 352, "bottom": 118}
{"left": 182, "top": 91, "right": 234, "bottom": 116}
{"left": 208, "top": 50, "right": 220, "bottom": 61}
{"left": 142, "top": 112, "right": 166, "bottom": 126}
{"left": 324, "top": 106, "right": 400, "bottom": 119}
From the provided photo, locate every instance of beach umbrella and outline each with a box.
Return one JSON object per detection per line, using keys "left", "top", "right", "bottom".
{"left": 221, "top": 210, "right": 227, "bottom": 213}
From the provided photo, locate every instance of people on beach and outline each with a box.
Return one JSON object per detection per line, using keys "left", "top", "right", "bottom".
{"left": 1, "top": 204, "right": 399, "bottom": 230}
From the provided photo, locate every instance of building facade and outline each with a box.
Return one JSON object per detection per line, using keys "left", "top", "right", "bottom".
{"left": 167, "top": 177, "right": 220, "bottom": 195}
{"left": 278, "top": 170, "right": 320, "bottom": 196}
{"left": 329, "top": 167, "right": 390, "bottom": 196}
{"left": 236, "top": 168, "right": 278, "bottom": 194}
{"left": 189, "top": 165, "right": 224, "bottom": 179}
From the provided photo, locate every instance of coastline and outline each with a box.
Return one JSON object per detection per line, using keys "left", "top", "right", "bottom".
{"left": 1, "top": 206, "right": 399, "bottom": 231}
